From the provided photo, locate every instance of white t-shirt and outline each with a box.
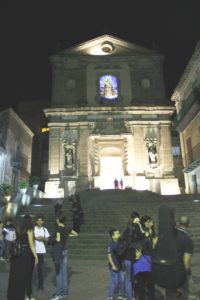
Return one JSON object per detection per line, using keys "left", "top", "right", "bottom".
{"left": 34, "top": 226, "right": 50, "bottom": 254}
{"left": 4, "top": 226, "right": 16, "bottom": 242}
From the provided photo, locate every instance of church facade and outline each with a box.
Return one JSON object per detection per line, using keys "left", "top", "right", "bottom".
{"left": 44, "top": 35, "right": 180, "bottom": 197}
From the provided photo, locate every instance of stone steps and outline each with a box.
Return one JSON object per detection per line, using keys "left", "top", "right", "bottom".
{"left": 17, "top": 189, "right": 200, "bottom": 260}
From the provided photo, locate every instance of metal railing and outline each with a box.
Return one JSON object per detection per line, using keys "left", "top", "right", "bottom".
{"left": 173, "top": 89, "right": 200, "bottom": 128}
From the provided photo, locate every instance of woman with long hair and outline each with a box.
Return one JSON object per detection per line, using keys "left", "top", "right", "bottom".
{"left": 133, "top": 215, "right": 156, "bottom": 300}
{"left": 122, "top": 211, "right": 144, "bottom": 300}
{"left": 7, "top": 214, "right": 38, "bottom": 300}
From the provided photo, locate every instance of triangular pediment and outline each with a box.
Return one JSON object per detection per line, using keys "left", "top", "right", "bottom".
{"left": 58, "top": 34, "right": 159, "bottom": 57}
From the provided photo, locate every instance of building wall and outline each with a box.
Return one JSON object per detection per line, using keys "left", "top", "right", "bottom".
{"left": 0, "top": 108, "right": 33, "bottom": 190}
{"left": 171, "top": 41, "right": 200, "bottom": 193}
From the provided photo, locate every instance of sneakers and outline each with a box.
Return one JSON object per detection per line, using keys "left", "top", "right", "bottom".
{"left": 50, "top": 294, "right": 63, "bottom": 300}
{"left": 0, "top": 257, "right": 5, "bottom": 262}
{"left": 118, "top": 296, "right": 127, "bottom": 300}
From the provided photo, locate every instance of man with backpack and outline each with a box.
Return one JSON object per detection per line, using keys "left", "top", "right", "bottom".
{"left": 176, "top": 216, "right": 194, "bottom": 299}
{"left": 152, "top": 205, "right": 193, "bottom": 300}
{"left": 34, "top": 215, "right": 50, "bottom": 290}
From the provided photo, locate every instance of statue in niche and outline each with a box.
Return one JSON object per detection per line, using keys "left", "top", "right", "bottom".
{"left": 147, "top": 142, "right": 158, "bottom": 166}
{"left": 63, "top": 139, "right": 76, "bottom": 173}
{"left": 65, "top": 148, "right": 74, "bottom": 166}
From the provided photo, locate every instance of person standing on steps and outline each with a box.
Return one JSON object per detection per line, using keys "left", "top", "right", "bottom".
{"left": 69, "top": 194, "right": 84, "bottom": 234}
{"left": 34, "top": 215, "right": 50, "bottom": 291}
{"left": 120, "top": 179, "right": 123, "bottom": 189}
{"left": 114, "top": 178, "right": 119, "bottom": 189}
{"left": 54, "top": 199, "right": 64, "bottom": 219}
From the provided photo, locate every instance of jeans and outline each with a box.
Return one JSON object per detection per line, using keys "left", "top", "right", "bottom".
{"left": 56, "top": 249, "right": 68, "bottom": 296}
{"left": 124, "top": 260, "right": 135, "bottom": 300}
{"left": 108, "top": 269, "right": 124, "bottom": 298}
{"left": 37, "top": 253, "right": 45, "bottom": 289}
{"left": 0, "top": 240, "right": 4, "bottom": 257}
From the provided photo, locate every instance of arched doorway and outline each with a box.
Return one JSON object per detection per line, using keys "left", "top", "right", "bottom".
{"left": 100, "top": 156, "right": 123, "bottom": 189}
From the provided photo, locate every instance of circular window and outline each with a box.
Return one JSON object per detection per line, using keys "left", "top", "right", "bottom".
{"left": 101, "top": 42, "right": 114, "bottom": 53}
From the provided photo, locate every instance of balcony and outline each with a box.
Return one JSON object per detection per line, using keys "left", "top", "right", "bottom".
{"left": 183, "top": 142, "right": 200, "bottom": 173}
{"left": 173, "top": 89, "right": 200, "bottom": 132}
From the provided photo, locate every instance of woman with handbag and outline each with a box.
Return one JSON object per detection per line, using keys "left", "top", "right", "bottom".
{"left": 7, "top": 215, "right": 38, "bottom": 300}
{"left": 122, "top": 211, "right": 145, "bottom": 300}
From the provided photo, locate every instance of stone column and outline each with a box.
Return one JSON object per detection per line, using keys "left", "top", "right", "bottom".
{"left": 123, "top": 137, "right": 129, "bottom": 175}
{"left": 49, "top": 127, "right": 61, "bottom": 175}
{"left": 134, "top": 126, "right": 145, "bottom": 173}
{"left": 160, "top": 125, "right": 174, "bottom": 175}
{"left": 77, "top": 126, "right": 90, "bottom": 190}
{"left": 78, "top": 127, "right": 89, "bottom": 176}
{"left": 93, "top": 139, "right": 100, "bottom": 176}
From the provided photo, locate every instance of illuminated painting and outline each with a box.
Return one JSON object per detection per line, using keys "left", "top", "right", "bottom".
{"left": 99, "top": 75, "right": 118, "bottom": 101}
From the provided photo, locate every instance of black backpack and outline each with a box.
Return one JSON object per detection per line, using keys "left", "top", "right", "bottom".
{"left": 152, "top": 205, "right": 186, "bottom": 289}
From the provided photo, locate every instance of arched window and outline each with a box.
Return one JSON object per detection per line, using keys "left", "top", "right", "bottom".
{"left": 141, "top": 78, "right": 151, "bottom": 89}
{"left": 99, "top": 75, "right": 118, "bottom": 101}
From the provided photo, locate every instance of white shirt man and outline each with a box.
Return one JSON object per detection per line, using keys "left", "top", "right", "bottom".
{"left": 34, "top": 216, "right": 50, "bottom": 290}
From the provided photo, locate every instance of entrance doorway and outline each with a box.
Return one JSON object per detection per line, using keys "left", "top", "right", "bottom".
{"left": 100, "top": 156, "right": 123, "bottom": 189}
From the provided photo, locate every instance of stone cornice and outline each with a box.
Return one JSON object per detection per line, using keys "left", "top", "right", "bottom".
{"left": 171, "top": 41, "right": 200, "bottom": 102}
{"left": 1, "top": 108, "right": 34, "bottom": 137}
{"left": 44, "top": 106, "right": 175, "bottom": 117}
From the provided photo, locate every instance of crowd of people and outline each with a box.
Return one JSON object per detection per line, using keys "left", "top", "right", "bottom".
{"left": 0, "top": 194, "right": 81, "bottom": 300}
{"left": 0, "top": 199, "right": 195, "bottom": 300}
{"left": 106, "top": 204, "right": 194, "bottom": 300}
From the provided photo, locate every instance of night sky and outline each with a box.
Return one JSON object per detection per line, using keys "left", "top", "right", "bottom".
{"left": 1, "top": 0, "right": 200, "bottom": 111}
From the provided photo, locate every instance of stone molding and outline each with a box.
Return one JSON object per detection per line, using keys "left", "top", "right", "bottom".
{"left": 171, "top": 41, "right": 200, "bottom": 102}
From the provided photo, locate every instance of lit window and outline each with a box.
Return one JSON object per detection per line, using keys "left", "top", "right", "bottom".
{"left": 172, "top": 146, "right": 181, "bottom": 156}
{"left": 99, "top": 75, "right": 118, "bottom": 101}
{"left": 41, "top": 128, "right": 49, "bottom": 133}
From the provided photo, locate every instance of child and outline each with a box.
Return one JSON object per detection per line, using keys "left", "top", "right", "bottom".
{"left": 107, "top": 228, "right": 126, "bottom": 300}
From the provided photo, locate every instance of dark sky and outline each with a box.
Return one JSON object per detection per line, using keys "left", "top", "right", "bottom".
{"left": 1, "top": 0, "right": 200, "bottom": 111}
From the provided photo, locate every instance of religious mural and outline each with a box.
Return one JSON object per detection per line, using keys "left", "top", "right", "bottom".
{"left": 99, "top": 75, "right": 118, "bottom": 101}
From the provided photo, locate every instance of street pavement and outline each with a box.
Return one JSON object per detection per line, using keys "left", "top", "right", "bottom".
{"left": 0, "top": 253, "right": 200, "bottom": 300}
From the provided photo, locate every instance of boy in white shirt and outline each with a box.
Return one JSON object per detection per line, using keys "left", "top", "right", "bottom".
{"left": 34, "top": 215, "right": 50, "bottom": 290}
